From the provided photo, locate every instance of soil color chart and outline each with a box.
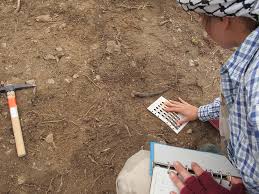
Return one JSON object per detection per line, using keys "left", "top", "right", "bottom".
{"left": 147, "top": 96, "right": 188, "bottom": 134}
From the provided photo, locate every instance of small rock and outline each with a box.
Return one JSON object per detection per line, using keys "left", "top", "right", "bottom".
{"left": 35, "top": 15, "right": 52, "bottom": 22}
{"left": 64, "top": 77, "right": 72, "bottom": 83}
{"left": 72, "top": 74, "right": 79, "bottom": 79}
{"left": 176, "top": 28, "right": 182, "bottom": 33}
{"left": 90, "top": 43, "right": 99, "bottom": 50}
{"left": 1, "top": 43, "right": 7, "bottom": 48}
{"left": 44, "top": 54, "right": 56, "bottom": 61}
{"left": 106, "top": 40, "right": 121, "bottom": 53}
{"left": 131, "top": 61, "right": 137, "bottom": 67}
{"left": 17, "top": 175, "right": 26, "bottom": 185}
{"left": 26, "top": 79, "right": 36, "bottom": 85}
{"left": 142, "top": 17, "right": 148, "bottom": 22}
{"left": 45, "top": 133, "right": 54, "bottom": 144}
{"left": 50, "top": 23, "right": 58, "bottom": 28}
{"left": 59, "top": 23, "right": 67, "bottom": 29}
{"left": 203, "top": 31, "right": 208, "bottom": 39}
{"left": 56, "top": 47, "right": 63, "bottom": 52}
{"left": 9, "top": 139, "right": 15, "bottom": 145}
{"left": 32, "top": 162, "right": 43, "bottom": 171}
{"left": 187, "top": 129, "right": 193, "bottom": 134}
{"left": 189, "top": 59, "right": 195, "bottom": 67}
{"left": 159, "top": 140, "right": 167, "bottom": 145}
{"left": 47, "top": 79, "right": 55, "bottom": 84}
{"left": 45, "top": 28, "right": 51, "bottom": 33}
{"left": 95, "top": 75, "right": 101, "bottom": 81}
{"left": 191, "top": 36, "right": 199, "bottom": 45}
{"left": 5, "top": 149, "right": 13, "bottom": 155}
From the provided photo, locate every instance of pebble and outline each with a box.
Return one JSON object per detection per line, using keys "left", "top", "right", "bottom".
{"left": 59, "top": 23, "right": 67, "bottom": 29}
{"left": 5, "top": 149, "right": 13, "bottom": 156}
{"left": 191, "top": 37, "right": 199, "bottom": 45}
{"left": 72, "top": 74, "right": 79, "bottom": 79}
{"left": 159, "top": 140, "right": 167, "bottom": 145}
{"left": 26, "top": 79, "right": 36, "bottom": 85}
{"left": 1, "top": 43, "right": 7, "bottom": 48}
{"left": 44, "top": 54, "right": 56, "bottom": 61}
{"left": 90, "top": 43, "right": 99, "bottom": 50}
{"left": 142, "top": 17, "right": 148, "bottom": 22}
{"left": 95, "top": 75, "right": 101, "bottom": 81}
{"left": 64, "top": 77, "right": 73, "bottom": 83}
{"left": 35, "top": 15, "right": 52, "bottom": 22}
{"left": 106, "top": 40, "right": 121, "bottom": 53}
{"left": 189, "top": 59, "right": 195, "bottom": 67}
{"left": 187, "top": 128, "right": 193, "bottom": 134}
{"left": 56, "top": 47, "right": 63, "bottom": 52}
{"left": 47, "top": 79, "right": 55, "bottom": 84}
{"left": 45, "top": 28, "right": 51, "bottom": 33}
{"left": 17, "top": 175, "right": 26, "bottom": 185}
{"left": 176, "top": 28, "right": 182, "bottom": 33}
{"left": 131, "top": 61, "right": 137, "bottom": 67}
{"left": 9, "top": 139, "right": 15, "bottom": 145}
{"left": 45, "top": 133, "right": 54, "bottom": 144}
{"left": 203, "top": 31, "right": 208, "bottom": 39}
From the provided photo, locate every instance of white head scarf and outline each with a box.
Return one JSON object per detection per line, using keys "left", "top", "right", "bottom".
{"left": 177, "top": 0, "right": 259, "bottom": 22}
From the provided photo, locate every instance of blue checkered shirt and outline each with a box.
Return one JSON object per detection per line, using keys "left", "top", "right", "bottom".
{"left": 198, "top": 27, "right": 259, "bottom": 193}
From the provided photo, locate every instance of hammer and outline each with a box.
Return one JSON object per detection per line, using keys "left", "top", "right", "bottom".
{"left": 0, "top": 83, "right": 36, "bottom": 157}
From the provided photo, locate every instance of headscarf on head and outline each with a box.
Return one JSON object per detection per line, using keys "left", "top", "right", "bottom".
{"left": 177, "top": 0, "right": 259, "bottom": 22}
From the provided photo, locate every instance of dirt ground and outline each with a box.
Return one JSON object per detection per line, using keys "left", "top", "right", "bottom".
{"left": 0, "top": 0, "right": 232, "bottom": 193}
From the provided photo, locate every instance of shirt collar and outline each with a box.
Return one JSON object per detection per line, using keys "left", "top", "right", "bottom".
{"left": 220, "top": 27, "right": 259, "bottom": 82}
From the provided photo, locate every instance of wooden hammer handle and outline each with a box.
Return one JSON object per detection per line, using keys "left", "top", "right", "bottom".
{"left": 7, "top": 91, "right": 26, "bottom": 157}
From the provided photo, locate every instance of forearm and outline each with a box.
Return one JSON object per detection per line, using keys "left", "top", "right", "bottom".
{"left": 198, "top": 97, "right": 221, "bottom": 122}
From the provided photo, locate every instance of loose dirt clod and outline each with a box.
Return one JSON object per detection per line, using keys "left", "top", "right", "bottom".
{"left": 17, "top": 175, "right": 26, "bottom": 185}
{"left": 45, "top": 133, "right": 54, "bottom": 144}
{"left": 35, "top": 15, "right": 52, "bottom": 22}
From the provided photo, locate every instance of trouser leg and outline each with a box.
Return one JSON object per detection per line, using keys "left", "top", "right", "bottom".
{"left": 116, "top": 150, "right": 151, "bottom": 194}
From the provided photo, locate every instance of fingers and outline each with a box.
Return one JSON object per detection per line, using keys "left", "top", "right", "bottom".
{"left": 177, "top": 118, "right": 188, "bottom": 125}
{"left": 169, "top": 172, "right": 185, "bottom": 191}
{"left": 178, "top": 97, "right": 189, "bottom": 105}
{"left": 229, "top": 176, "right": 243, "bottom": 185}
{"left": 170, "top": 192, "right": 177, "bottom": 194}
{"left": 173, "top": 162, "right": 192, "bottom": 181}
{"left": 164, "top": 106, "right": 183, "bottom": 113}
{"left": 168, "top": 100, "right": 184, "bottom": 106}
{"left": 165, "top": 98, "right": 189, "bottom": 107}
{"left": 191, "top": 162, "right": 204, "bottom": 176}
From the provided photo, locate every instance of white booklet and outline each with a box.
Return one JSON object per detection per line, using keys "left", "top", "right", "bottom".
{"left": 149, "top": 142, "right": 240, "bottom": 194}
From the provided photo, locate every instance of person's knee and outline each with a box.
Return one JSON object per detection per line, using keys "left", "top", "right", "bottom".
{"left": 116, "top": 150, "right": 151, "bottom": 194}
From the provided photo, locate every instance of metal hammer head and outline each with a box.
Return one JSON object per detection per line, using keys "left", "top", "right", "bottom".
{"left": 0, "top": 83, "right": 36, "bottom": 93}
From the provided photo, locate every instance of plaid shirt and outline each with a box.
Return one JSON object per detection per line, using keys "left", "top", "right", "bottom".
{"left": 198, "top": 27, "right": 259, "bottom": 193}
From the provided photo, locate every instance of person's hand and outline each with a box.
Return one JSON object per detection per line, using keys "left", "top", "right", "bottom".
{"left": 169, "top": 161, "right": 246, "bottom": 194}
{"left": 164, "top": 98, "right": 198, "bottom": 125}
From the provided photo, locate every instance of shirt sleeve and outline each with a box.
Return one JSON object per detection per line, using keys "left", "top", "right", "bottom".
{"left": 242, "top": 61, "right": 259, "bottom": 193}
{"left": 246, "top": 62, "right": 259, "bottom": 151}
{"left": 197, "top": 97, "right": 221, "bottom": 122}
